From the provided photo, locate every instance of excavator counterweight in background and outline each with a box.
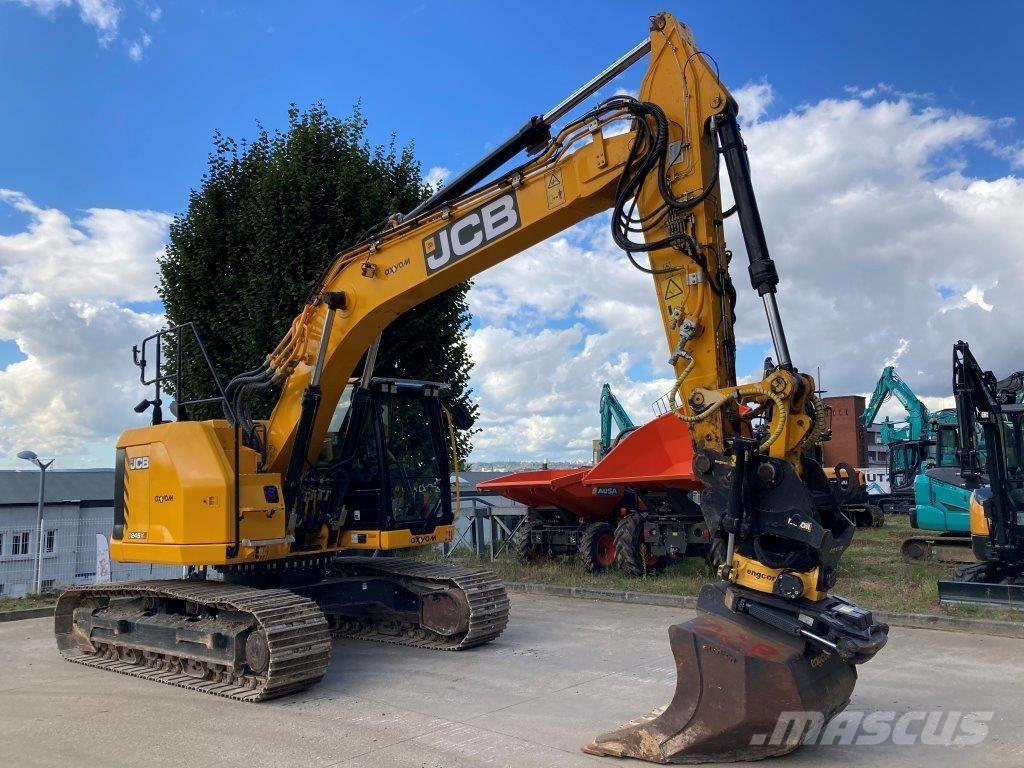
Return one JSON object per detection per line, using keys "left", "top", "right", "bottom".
{"left": 55, "top": 12, "right": 886, "bottom": 764}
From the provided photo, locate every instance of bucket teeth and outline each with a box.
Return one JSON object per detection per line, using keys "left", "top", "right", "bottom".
{"left": 584, "top": 583, "right": 859, "bottom": 764}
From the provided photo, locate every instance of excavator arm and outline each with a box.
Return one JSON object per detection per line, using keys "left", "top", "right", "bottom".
{"left": 863, "top": 365, "right": 930, "bottom": 441}
{"left": 254, "top": 23, "right": 750, "bottom": 481}
{"left": 599, "top": 383, "right": 636, "bottom": 457}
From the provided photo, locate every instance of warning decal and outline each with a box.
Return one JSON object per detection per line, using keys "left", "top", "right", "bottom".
{"left": 663, "top": 276, "right": 684, "bottom": 300}
{"left": 546, "top": 171, "right": 565, "bottom": 209}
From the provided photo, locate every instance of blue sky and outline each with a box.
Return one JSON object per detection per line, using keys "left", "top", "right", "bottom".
{"left": 3, "top": 1, "right": 1021, "bottom": 216}
{"left": 1, "top": 1, "right": 1023, "bottom": 466}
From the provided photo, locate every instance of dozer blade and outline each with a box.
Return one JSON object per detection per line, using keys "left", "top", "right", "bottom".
{"left": 938, "top": 578, "right": 1024, "bottom": 611}
{"left": 583, "top": 583, "right": 857, "bottom": 764}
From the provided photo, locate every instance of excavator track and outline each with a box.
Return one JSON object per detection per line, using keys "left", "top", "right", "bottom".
{"left": 327, "top": 557, "right": 510, "bottom": 650}
{"left": 901, "top": 535, "right": 974, "bottom": 564}
{"left": 54, "top": 580, "right": 331, "bottom": 702}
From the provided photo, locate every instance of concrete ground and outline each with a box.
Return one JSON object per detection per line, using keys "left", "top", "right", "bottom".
{"left": 1, "top": 592, "right": 1022, "bottom": 768}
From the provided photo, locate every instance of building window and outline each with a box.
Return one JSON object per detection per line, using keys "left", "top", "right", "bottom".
{"left": 45, "top": 529, "right": 56, "bottom": 554}
{"left": 0, "top": 533, "right": 4, "bottom": 554}
{"left": 0, "top": 584, "right": 4, "bottom": 595}
{"left": 40, "top": 579, "right": 54, "bottom": 592}
{"left": 12, "top": 531, "right": 31, "bottom": 556}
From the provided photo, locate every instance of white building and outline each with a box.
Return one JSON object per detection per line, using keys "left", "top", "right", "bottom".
{"left": 0, "top": 469, "right": 175, "bottom": 597}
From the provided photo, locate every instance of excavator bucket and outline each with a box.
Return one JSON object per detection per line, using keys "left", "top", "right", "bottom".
{"left": 583, "top": 584, "right": 857, "bottom": 763}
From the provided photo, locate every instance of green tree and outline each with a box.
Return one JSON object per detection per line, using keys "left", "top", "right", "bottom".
{"left": 158, "top": 103, "right": 477, "bottom": 459}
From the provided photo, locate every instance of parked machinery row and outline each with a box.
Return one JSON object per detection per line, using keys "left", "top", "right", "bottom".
{"left": 483, "top": 386, "right": 887, "bottom": 576}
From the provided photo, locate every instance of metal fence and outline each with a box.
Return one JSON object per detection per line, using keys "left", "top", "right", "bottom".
{"left": 445, "top": 498, "right": 526, "bottom": 560}
{"left": 0, "top": 518, "right": 179, "bottom": 598}
{"left": 0, "top": 496, "right": 525, "bottom": 599}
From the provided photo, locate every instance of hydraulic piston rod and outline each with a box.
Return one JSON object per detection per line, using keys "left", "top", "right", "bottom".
{"left": 406, "top": 38, "right": 651, "bottom": 221}
{"left": 542, "top": 39, "right": 651, "bottom": 125}
{"left": 716, "top": 110, "right": 793, "bottom": 368}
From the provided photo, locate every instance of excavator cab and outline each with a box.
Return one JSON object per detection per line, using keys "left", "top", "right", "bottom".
{"left": 316, "top": 378, "right": 454, "bottom": 537}
{"left": 288, "top": 377, "right": 461, "bottom": 550}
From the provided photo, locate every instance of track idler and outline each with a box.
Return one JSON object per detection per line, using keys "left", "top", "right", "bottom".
{"left": 584, "top": 582, "right": 886, "bottom": 764}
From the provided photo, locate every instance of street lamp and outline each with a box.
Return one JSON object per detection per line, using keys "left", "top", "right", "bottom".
{"left": 18, "top": 450, "right": 54, "bottom": 594}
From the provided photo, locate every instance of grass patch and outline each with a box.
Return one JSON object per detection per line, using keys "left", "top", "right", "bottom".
{"left": 430, "top": 517, "right": 1023, "bottom": 623}
{"left": 0, "top": 594, "right": 57, "bottom": 613}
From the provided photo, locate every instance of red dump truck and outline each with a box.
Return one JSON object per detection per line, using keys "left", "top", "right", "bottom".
{"left": 478, "top": 412, "right": 718, "bottom": 574}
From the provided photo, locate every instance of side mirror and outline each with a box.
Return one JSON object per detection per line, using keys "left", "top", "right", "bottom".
{"left": 169, "top": 401, "right": 190, "bottom": 422}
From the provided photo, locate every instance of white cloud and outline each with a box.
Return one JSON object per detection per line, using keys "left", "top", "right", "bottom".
{"left": 884, "top": 338, "right": 910, "bottom": 368}
{"left": 465, "top": 87, "right": 1024, "bottom": 464}
{"left": 6, "top": 0, "right": 121, "bottom": 44}
{"left": 0, "top": 191, "right": 169, "bottom": 467}
{"left": 5, "top": 0, "right": 159, "bottom": 57}
{"left": 843, "top": 82, "right": 933, "bottom": 102}
{"left": 75, "top": 0, "right": 119, "bottom": 42}
{"left": 723, "top": 94, "right": 1023, "bottom": 399}
{"left": 466, "top": 217, "right": 678, "bottom": 463}
{"left": 0, "top": 189, "right": 170, "bottom": 301}
{"left": 733, "top": 80, "right": 774, "bottom": 123}
{"left": 424, "top": 166, "right": 451, "bottom": 190}
{"left": 0, "top": 295, "right": 163, "bottom": 465}
{"left": 128, "top": 29, "right": 150, "bottom": 61}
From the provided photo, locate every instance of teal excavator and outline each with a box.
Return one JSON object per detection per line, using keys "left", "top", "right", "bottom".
{"left": 862, "top": 366, "right": 974, "bottom": 562}
{"left": 862, "top": 366, "right": 958, "bottom": 510}
{"left": 597, "top": 383, "right": 636, "bottom": 459}
{"left": 863, "top": 365, "right": 957, "bottom": 447}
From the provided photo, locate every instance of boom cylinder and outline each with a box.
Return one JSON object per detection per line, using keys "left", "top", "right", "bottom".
{"left": 283, "top": 293, "right": 343, "bottom": 507}
{"left": 715, "top": 110, "right": 792, "bottom": 368}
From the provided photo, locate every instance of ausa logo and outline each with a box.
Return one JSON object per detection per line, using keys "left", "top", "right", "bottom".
{"left": 422, "top": 192, "right": 521, "bottom": 274}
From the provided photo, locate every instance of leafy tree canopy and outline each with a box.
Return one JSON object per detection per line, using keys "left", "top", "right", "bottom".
{"left": 159, "top": 103, "right": 476, "bottom": 459}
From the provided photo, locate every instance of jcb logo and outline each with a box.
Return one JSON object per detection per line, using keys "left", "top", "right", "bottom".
{"left": 128, "top": 456, "right": 150, "bottom": 471}
{"left": 422, "top": 192, "right": 521, "bottom": 274}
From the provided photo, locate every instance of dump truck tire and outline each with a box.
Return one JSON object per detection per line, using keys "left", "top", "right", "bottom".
{"left": 513, "top": 517, "right": 544, "bottom": 565}
{"left": 578, "top": 522, "right": 617, "bottom": 573}
{"left": 614, "top": 512, "right": 666, "bottom": 575}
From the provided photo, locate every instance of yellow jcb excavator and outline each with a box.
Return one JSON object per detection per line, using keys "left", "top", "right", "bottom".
{"left": 54, "top": 12, "right": 887, "bottom": 763}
